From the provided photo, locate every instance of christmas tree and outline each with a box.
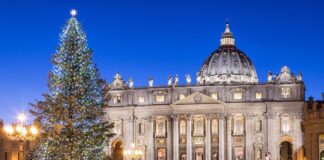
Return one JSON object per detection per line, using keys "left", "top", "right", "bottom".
{"left": 30, "top": 10, "right": 114, "bottom": 160}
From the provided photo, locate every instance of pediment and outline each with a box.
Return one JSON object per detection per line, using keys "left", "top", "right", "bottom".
{"left": 172, "top": 92, "right": 225, "bottom": 105}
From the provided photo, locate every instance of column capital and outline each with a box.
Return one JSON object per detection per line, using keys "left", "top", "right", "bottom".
{"left": 293, "top": 113, "right": 303, "bottom": 120}
{"left": 225, "top": 113, "right": 233, "bottom": 119}
{"left": 265, "top": 112, "right": 277, "bottom": 119}
{"left": 205, "top": 114, "right": 212, "bottom": 120}
{"left": 125, "top": 116, "right": 134, "bottom": 122}
{"left": 170, "top": 115, "right": 179, "bottom": 121}
{"left": 245, "top": 113, "right": 254, "bottom": 120}
{"left": 145, "top": 116, "right": 154, "bottom": 122}
{"left": 217, "top": 113, "right": 226, "bottom": 120}
{"left": 185, "top": 114, "right": 192, "bottom": 121}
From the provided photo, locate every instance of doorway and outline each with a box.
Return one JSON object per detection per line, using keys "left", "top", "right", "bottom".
{"left": 280, "top": 141, "right": 292, "bottom": 160}
{"left": 157, "top": 148, "right": 166, "bottom": 160}
{"left": 195, "top": 147, "right": 204, "bottom": 160}
{"left": 320, "top": 150, "right": 324, "bottom": 160}
{"left": 112, "top": 141, "right": 124, "bottom": 160}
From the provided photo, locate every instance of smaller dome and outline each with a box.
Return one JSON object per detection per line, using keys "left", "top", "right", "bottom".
{"left": 197, "top": 22, "right": 258, "bottom": 84}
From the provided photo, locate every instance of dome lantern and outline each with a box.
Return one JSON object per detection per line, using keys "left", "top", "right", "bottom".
{"left": 220, "top": 21, "right": 235, "bottom": 46}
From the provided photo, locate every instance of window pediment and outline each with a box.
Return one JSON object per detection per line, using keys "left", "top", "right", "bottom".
{"left": 172, "top": 92, "right": 225, "bottom": 105}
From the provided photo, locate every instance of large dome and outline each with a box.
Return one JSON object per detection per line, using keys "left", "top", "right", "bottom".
{"left": 197, "top": 22, "right": 258, "bottom": 84}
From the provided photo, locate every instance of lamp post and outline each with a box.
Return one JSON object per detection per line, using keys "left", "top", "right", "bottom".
{"left": 3, "top": 113, "right": 38, "bottom": 142}
{"left": 123, "top": 143, "right": 143, "bottom": 160}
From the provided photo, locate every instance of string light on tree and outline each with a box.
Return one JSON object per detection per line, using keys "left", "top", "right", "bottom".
{"left": 29, "top": 9, "right": 114, "bottom": 159}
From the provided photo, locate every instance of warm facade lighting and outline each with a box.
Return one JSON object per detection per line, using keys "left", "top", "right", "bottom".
{"left": 2, "top": 113, "right": 38, "bottom": 142}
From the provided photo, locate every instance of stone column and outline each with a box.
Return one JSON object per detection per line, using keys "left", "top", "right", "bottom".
{"left": 167, "top": 117, "right": 173, "bottom": 160}
{"left": 294, "top": 113, "right": 303, "bottom": 160}
{"left": 245, "top": 114, "right": 254, "bottom": 160}
{"left": 187, "top": 115, "right": 192, "bottom": 160}
{"left": 173, "top": 115, "right": 179, "bottom": 160}
{"left": 125, "top": 116, "right": 134, "bottom": 150}
{"left": 219, "top": 114, "right": 225, "bottom": 160}
{"left": 205, "top": 115, "right": 211, "bottom": 160}
{"left": 146, "top": 116, "right": 154, "bottom": 160}
{"left": 266, "top": 112, "right": 278, "bottom": 160}
{"left": 226, "top": 114, "right": 232, "bottom": 160}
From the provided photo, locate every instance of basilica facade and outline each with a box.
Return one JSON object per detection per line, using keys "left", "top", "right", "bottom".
{"left": 105, "top": 22, "right": 305, "bottom": 160}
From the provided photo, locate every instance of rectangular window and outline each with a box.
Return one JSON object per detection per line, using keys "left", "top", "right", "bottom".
{"left": 179, "top": 94, "right": 186, "bottom": 100}
{"left": 211, "top": 93, "right": 218, "bottom": 100}
{"left": 156, "top": 95, "right": 165, "bottom": 102}
{"left": 255, "top": 92, "right": 262, "bottom": 100}
{"left": 233, "top": 92, "right": 243, "bottom": 100}
{"left": 138, "top": 96, "right": 145, "bottom": 103}
{"left": 113, "top": 95, "right": 122, "bottom": 104}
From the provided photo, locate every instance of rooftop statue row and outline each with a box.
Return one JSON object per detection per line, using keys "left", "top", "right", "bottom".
{"left": 109, "top": 74, "right": 192, "bottom": 90}
{"left": 267, "top": 66, "right": 303, "bottom": 84}
{"left": 109, "top": 66, "right": 303, "bottom": 90}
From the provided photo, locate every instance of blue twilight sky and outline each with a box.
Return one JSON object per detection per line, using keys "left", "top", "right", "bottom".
{"left": 0, "top": 0, "right": 323, "bottom": 123}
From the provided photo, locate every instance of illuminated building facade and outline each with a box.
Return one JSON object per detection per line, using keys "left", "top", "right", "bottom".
{"left": 105, "top": 22, "right": 305, "bottom": 160}
{"left": 302, "top": 95, "right": 324, "bottom": 160}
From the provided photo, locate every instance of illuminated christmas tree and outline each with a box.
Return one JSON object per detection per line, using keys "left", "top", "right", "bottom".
{"left": 30, "top": 10, "right": 114, "bottom": 160}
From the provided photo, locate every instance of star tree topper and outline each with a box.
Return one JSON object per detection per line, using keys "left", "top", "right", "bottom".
{"left": 70, "top": 9, "right": 77, "bottom": 17}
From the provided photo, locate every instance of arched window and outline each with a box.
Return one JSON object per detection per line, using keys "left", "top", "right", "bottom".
{"left": 319, "top": 134, "right": 324, "bottom": 159}
{"left": 212, "top": 119, "right": 218, "bottom": 134}
{"left": 112, "top": 141, "right": 124, "bottom": 160}
{"left": 180, "top": 120, "right": 186, "bottom": 135}
{"left": 233, "top": 115, "right": 244, "bottom": 135}
{"left": 281, "top": 114, "right": 290, "bottom": 134}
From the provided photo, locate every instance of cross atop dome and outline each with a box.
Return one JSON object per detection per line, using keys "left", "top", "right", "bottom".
{"left": 220, "top": 20, "right": 235, "bottom": 46}
{"left": 225, "top": 19, "right": 230, "bottom": 32}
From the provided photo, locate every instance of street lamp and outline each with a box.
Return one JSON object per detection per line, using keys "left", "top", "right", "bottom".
{"left": 3, "top": 113, "right": 38, "bottom": 142}
{"left": 123, "top": 143, "right": 143, "bottom": 160}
